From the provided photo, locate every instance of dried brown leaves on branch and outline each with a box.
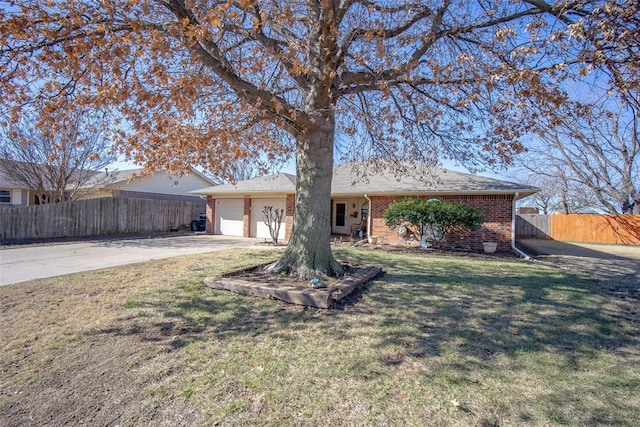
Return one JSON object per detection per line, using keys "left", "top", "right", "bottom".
{"left": 1, "top": 0, "right": 635, "bottom": 276}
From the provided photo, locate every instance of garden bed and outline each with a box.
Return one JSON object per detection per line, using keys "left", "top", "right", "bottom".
{"left": 204, "top": 263, "right": 383, "bottom": 308}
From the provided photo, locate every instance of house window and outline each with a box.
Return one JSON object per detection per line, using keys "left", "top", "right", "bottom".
{"left": 335, "top": 203, "right": 346, "bottom": 227}
{"left": 0, "top": 190, "right": 10, "bottom": 204}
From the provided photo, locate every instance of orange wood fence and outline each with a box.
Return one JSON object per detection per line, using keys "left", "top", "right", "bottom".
{"left": 551, "top": 214, "right": 640, "bottom": 245}
{"left": 517, "top": 214, "right": 640, "bottom": 245}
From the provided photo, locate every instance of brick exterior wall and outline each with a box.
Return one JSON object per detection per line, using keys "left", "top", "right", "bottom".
{"left": 369, "top": 194, "right": 514, "bottom": 251}
{"left": 243, "top": 197, "right": 251, "bottom": 237}
{"left": 284, "top": 194, "right": 295, "bottom": 241}
{"left": 516, "top": 206, "right": 539, "bottom": 215}
{"left": 206, "top": 192, "right": 514, "bottom": 252}
{"left": 206, "top": 196, "right": 215, "bottom": 234}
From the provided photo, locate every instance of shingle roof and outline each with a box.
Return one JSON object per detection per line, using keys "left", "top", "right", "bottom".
{"left": 191, "top": 162, "right": 538, "bottom": 198}
{"left": 84, "top": 167, "right": 217, "bottom": 188}
{"left": 191, "top": 173, "right": 297, "bottom": 196}
{"left": 330, "top": 163, "right": 538, "bottom": 197}
{"left": 0, "top": 164, "right": 22, "bottom": 188}
{"left": 102, "top": 168, "right": 142, "bottom": 185}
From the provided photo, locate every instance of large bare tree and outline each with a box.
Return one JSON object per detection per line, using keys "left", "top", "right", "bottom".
{"left": 517, "top": 97, "right": 639, "bottom": 213}
{"left": 512, "top": 167, "right": 596, "bottom": 214}
{"left": 0, "top": 111, "right": 114, "bottom": 203}
{"left": 1, "top": 1, "right": 634, "bottom": 277}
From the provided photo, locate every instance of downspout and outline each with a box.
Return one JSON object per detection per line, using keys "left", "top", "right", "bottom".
{"left": 511, "top": 192, "right": 534, "bottom": 260}
{"left": 364, "top": 193, "right": 372, "bottom": 237}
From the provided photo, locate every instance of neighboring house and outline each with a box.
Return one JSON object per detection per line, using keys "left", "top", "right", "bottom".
{"left": 191, "top": 162, "right": 539, "bottom": 251}
{"left": 0, "top": 167, "right": 32, "bottom": 206}
{"left": 0, "top": 159, "right": 216, "bottom": 208}
{"left": 80, "top": 168, "right": 216, "bottom": 207}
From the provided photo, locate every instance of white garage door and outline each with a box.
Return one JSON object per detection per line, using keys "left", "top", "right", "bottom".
{"left": 251, "top": 198, "right": 287, "bottom": 240}
{"left": 215, "top": 199, "right": 244, "bottom": 236}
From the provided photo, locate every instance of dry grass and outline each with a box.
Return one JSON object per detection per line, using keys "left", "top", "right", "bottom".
{"left": 1, "top": 247, "right": 639, "bottom": 426}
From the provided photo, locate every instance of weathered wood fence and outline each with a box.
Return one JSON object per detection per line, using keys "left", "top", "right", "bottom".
{"left": 0, "top": 197, "right": 204, "bottom": 243}
{"left": 515, "top": 214, "right": 551, "bottom": 239}
{"left": 516, "top": 214, "right": 640, "bottom": 245}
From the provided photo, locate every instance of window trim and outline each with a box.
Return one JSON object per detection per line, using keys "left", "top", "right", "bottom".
{"left": 0, "top": 189, "right": 11, "bottom": 204}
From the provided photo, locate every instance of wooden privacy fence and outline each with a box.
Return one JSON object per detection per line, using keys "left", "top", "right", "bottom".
{"left": 516, "top": 214, "right": 551, "bottom": 239}
{"left": 516, "top": 214, "right": 640, "bottom": 245}
{"left": 0, "top": 197, "right": 203, "bottom": 243}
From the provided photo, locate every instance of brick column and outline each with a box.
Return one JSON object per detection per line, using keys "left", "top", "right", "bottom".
{"left": 243, "top": 197, "right": 251, "bottom": 237}
{"left": 370, "top": 196, "right": 402, "bottom": 244}
{"left": 284, "top": 194, "right": 295, "bottom": 241}
{"left": 206, "top": 196, "right": 215, "bottom": 235}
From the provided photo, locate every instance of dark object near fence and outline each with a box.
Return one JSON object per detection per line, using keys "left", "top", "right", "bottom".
{"left": 191, "top": 213, "right": 206, "bottom": 232}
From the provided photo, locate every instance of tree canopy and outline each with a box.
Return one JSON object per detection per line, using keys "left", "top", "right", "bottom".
{"left": 1, "top": 0, "right": 637, "bottom": 276}
{"left": 515, "top": 97, "right": 639, "bottom": 213}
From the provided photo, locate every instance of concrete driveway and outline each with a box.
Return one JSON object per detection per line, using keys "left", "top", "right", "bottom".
{"left": 0, "top": 234, "right": 274, "bottom": 286}
{"left": 518, "top": 239, "right": 640, "bottom": 298}
{"left": 518, "top": 239, "right": 640, "bottom": 261}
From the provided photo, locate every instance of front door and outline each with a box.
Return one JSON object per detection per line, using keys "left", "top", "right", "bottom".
{"left": 332, "top": 201, "right": 348, "bottom": 234}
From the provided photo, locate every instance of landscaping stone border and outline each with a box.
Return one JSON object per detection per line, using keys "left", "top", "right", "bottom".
{"left": 204, "top": 266, "right": 382, "bottom": 309}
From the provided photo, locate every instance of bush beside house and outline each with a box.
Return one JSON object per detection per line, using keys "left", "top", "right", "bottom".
{"left": 383, "top": 198, "right": 483, "bottom": 248}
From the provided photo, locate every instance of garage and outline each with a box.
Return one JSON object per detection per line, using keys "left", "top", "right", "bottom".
{"left": 215, "top": 199, "right": 244, "bottom": 236}
{"left": 251, "top": 198, "right": 287, "bottom": 240}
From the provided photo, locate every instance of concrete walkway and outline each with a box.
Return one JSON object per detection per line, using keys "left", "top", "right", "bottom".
{"left": 0, "top": 235, "right": 275, "bottom": 286}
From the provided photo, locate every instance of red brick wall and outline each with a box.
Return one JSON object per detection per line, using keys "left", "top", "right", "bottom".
{"left": 284, "top": 194, "right": 295, "bottom": 241}
{"left": 517, "top": 206, "right": 539, "bottom": 215}
{"left": 206, "top": 196, "right": 215, "bottom": 234}
{"left": 369, "top": 194, "right": 514, "bottom": 251}
{"left": 243, "top": 197, "right": 251, "bottom": 237}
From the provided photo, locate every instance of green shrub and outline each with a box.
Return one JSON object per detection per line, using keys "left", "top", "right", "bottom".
{"left": 383, "top": 198, "right": 483, "bottom": 245}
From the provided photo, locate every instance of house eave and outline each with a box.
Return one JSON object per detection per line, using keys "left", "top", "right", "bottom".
{"left": 330, "top": 189, "right": 539, "bottom": 198}
{"left": 191, "top": 190, "right": 294, "bottom": 198}
{"left": 192, "top": 189, "right": 538, "bottom": 199}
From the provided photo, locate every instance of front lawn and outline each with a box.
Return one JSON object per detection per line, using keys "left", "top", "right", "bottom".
{"left": 1, "top": 247, "right": 638, "bottom": 426}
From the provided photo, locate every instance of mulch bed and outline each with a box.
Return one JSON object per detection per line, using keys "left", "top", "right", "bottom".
{"left": 204, "top": 263, "right": 383, "bottom": 309}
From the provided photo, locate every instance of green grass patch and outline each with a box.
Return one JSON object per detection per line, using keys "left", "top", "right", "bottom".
{"left": 1, "top": 247, "right": 638, "bottom": 426}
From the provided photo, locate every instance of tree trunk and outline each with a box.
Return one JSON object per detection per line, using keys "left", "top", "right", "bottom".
{"left": 267, "top": 116, "right": 343, "bottom": 279}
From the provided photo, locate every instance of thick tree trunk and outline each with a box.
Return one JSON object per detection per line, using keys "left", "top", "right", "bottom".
{"left": 267, "top": 116, "right": 343, "bottom": 279}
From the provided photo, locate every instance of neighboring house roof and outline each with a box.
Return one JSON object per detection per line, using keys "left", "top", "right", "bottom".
{"left": 98, "top": 168, "right": 141, "bottom": 186}
{"left": 79, "top": 168, "right": 147, "bottom": 188}
{"left": 0, "top": 159, "right": 105, "bottom": 189}
{"left": 0, "top": 166, "right": 22, "bottom": 188}
{"left": 0, "top": 159, "right": 217, "bottom": 196}
{"left": 83, "top": 166, "right": 216, "bottom": 190}
{"left": 87, "top": 167, "right": 213, "bottom": 186}
{"left": 0, "top": 159, "right": 48, "bottom": 189}
{"left": 192, "top": 162, "right": 539, "bottom": 199}
{"left": 191, "top": 173, "right": 297, "bottom": 197}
